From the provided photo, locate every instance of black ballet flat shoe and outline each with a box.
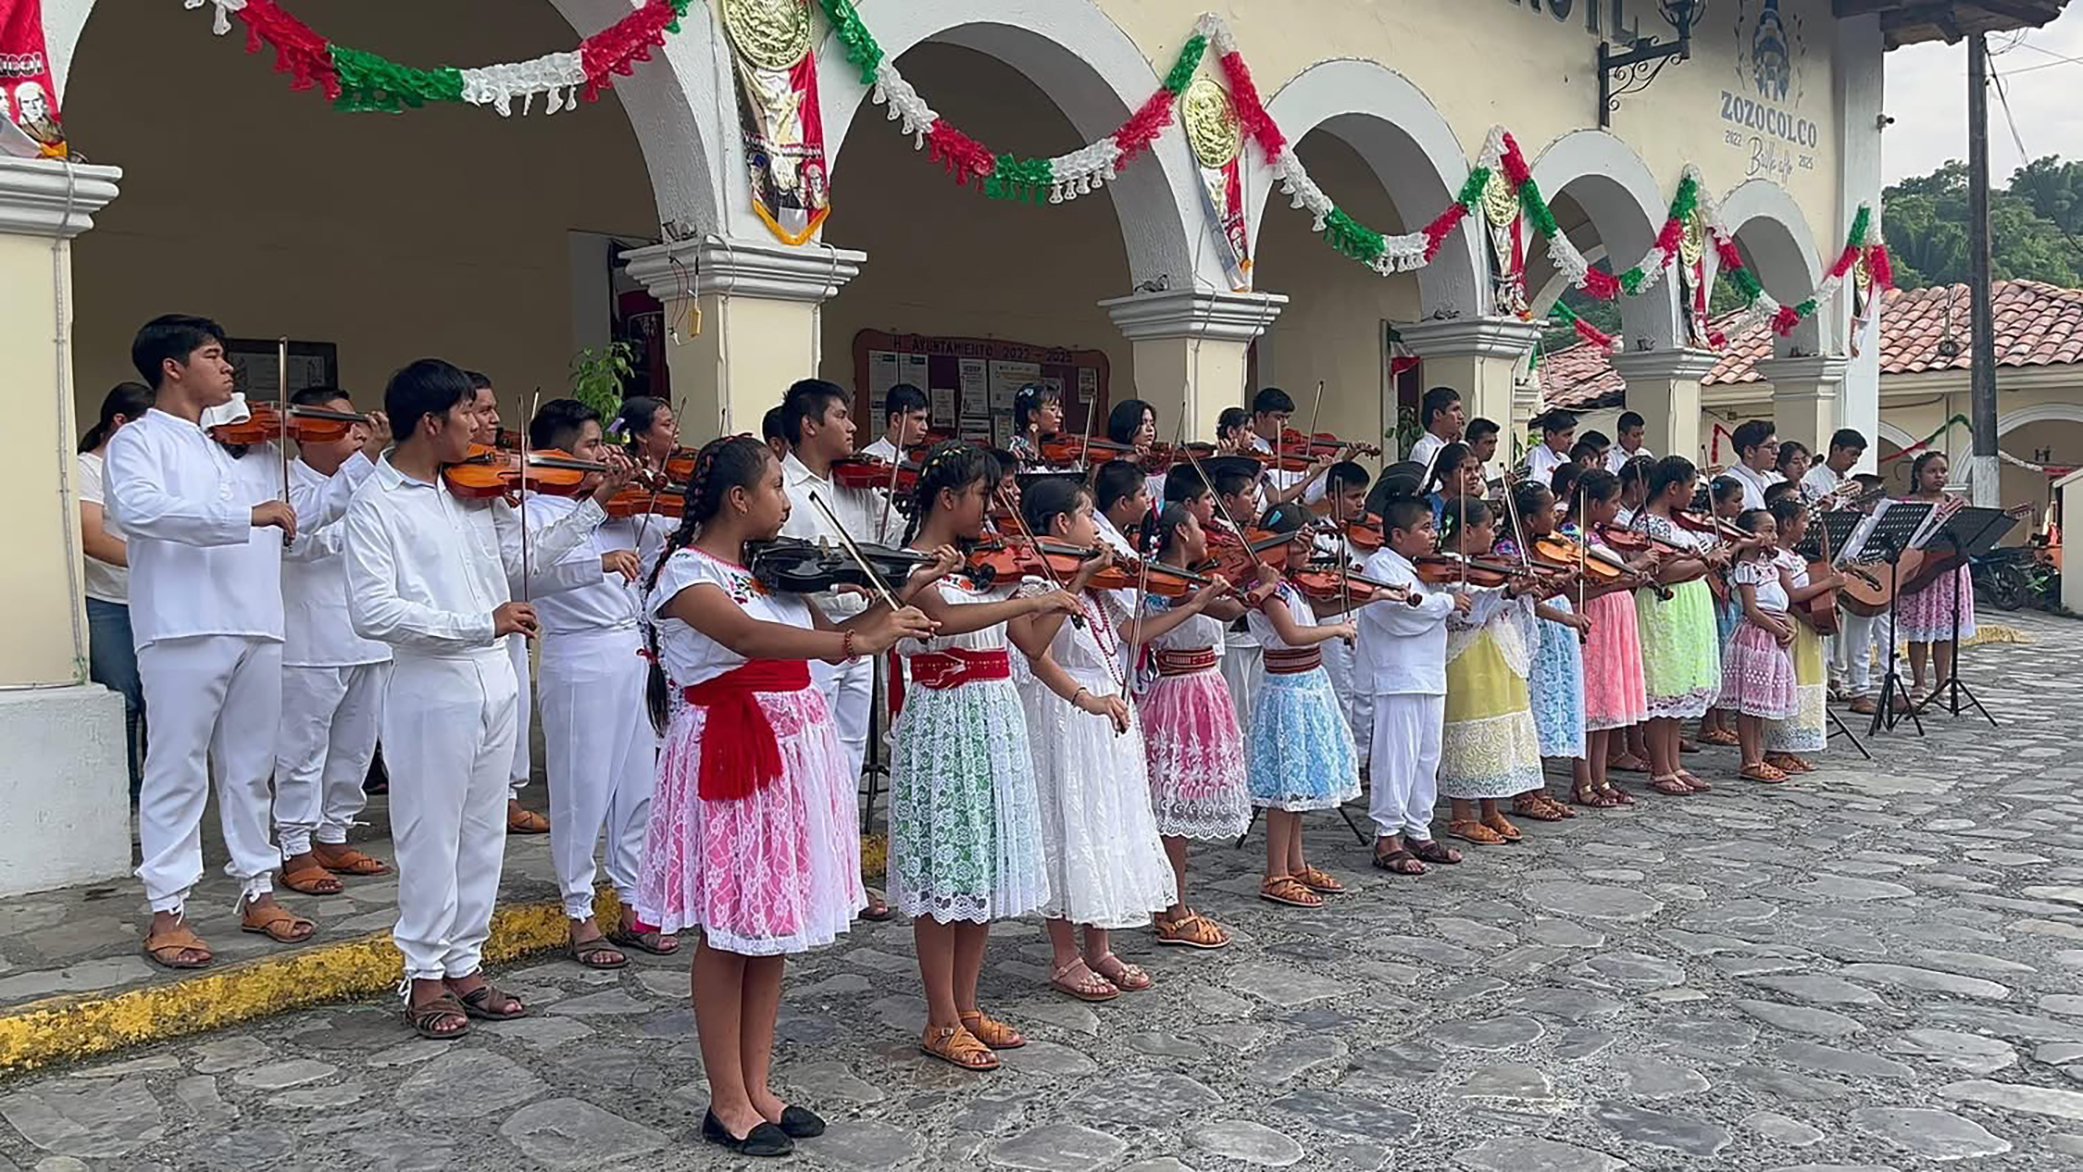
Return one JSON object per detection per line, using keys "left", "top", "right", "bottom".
{"left": 778, "top": 1104, "right": 827, "bottom": 1138}
{"left": 701, "top": 1109, "right": 794, "bottom": 1157}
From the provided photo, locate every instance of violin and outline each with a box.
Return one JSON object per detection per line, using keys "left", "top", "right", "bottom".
{"left": 1534, "top": 532, "right": 1674, "bottom": 601}
{"left": 1201, "top": 524, "right": 1306, "bottom": 585}
{"left": 748, "top": 536, "right": 936, "bottom": 595}
{"left": 209, "top": 402, "right": 369, "bottom": 446}
{"left": 602, "top": 481, "right": 685, "bottom": 521}
{"left": 1413, "top": 552, "right": 1557, "bottom": 592}
{"left": 1038, "top": 433, "right": 1137, "bottom": 467}
{"left": 1676, "top": 509, "right": 1752, "bottom": 545}
{"left": 1280, "top": 428, "right": 1382, "bottom": 459}
{"left": 657, "top": 447, "right": 698, "bottom": 484}
{"left": 1289, "top": 562, "right": 1415, "bottom": 606}
{"left": 1089, "top": 552, "right": 1222, "bottom": 600}
{"left": 441, "top": 446, "right": 608, "bottom": 501}
{"left": 963, "top": 537, "right": 1102, "bottom": 591}
{"left": 831, "top": 453, "right": 921, "bottom": 494}
{"left": 1139, "top": 441, "right": 1220, "bottom": 472}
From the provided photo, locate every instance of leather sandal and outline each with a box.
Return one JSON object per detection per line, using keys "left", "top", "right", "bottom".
{"left": 1675, "top": 769, "right": 1713, "bottom": 792}
{"left": 1087, "top": 952, "right": 1151, "bottom": 992}
{"left": 1607, "top": 753, "right": 1651, "bottom": 774}
{"left": 1260, "top": 875, "right": 1324, "bottom": 909}
{"left": 1600, "top": 783, "right": 1636, "bottom": 806}
{"left": 507, "top": 804, "right": 550, "bottom": 834}
{"left": 142, "top": 921, "right": 213, "bottom": 969}
{"left": 1740, "top": 762, "right": 1790, "bottom": 784}
{"left": 1766, "top": 753, "right": 1814, "bottom": 774}
{"left": 1153, "top": 910, "right": 1230, "bottom": 950}
{"left": 1048, "top": 959, "right": 1119, "bottom": 1002}
{"left": 456, "top": 981, "right": 527, "bottom": 1021}
{"left": 1294, "top": 865, "right": 1346, "bottom": 895}
{"left": 312, "top": 843, "right": 389, "bottom": 876}
{"left": 279, "top": 856, "right": 343, "bottom": 896}
{"left": 1648, "top": 773, "right": 1694, "bottom": 796}
{"left": 608, "top": 918, "right": 680, "bottom": 956}
{"left": 959, "top": 1009, "right": 1028, "bottom": 1047}
{"left": 921, "top": 1023, "right": 998, "bottom": 1070}
{"left": 1697, "top": 728, "right": 1739, "bottom": 747}
{"left": 1571, "top": 782, "right": 1620, "bottom": 809}
{"left": 240, "top": 901, "right": 316, "bottom": 943}
{"left": 405, "top": 993, "right": 470, "bottom": 1040}
{"left": 1512, "top": 793, "right": 1569, "bottom": 822}
{"left": 1407, "top": 838, "right": 1462, "bottom": 865}
{"left": 1446, "top": 819, "right": 1506, "bottom": 846}
{"left": 1481, "top": 813, "right": 1523, "bottom": 842}
{"left": 1372, "top": 848, "right": 1425, "bottom": 876}
{"left": 570, "top": 933, "right": 628, "bottom": 969}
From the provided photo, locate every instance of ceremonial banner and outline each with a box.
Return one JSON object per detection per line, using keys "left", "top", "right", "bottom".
{"left": 1479, "top": 171, "right": 1526, "bottom": 316}
{"left": 0, "top": 0, "right": 64, "bottom": 157}
{"left": 723, "top": 0, "right": 829, "bottom": 245}
{"left": 1182, "top": 77, "right": 1250, "bottom": 292}
{"left": 1678, "top": 209, "right": 1723, "bottom": 349}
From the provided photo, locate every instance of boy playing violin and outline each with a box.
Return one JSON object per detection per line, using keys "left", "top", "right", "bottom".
{"left": 464, "top": 370, "right": 549, "bottom": 836}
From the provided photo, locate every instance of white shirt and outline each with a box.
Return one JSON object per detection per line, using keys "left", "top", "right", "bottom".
{"left": 526, "top": 494, "right": 645, "bottom": 637}
{"left": 1801, "top": 462, "right": 1844, "bottom": 503}
{"left": 861, "top": 436, "right": 901, "bottom": 463}
{"left": 1606, "top": 444, "right": 1653, "bottom": 473}
{"left": 282, "top": 453, "right": 389, "bottom": 667}
{"left": 343, "top": 455, "right": 606, "bottom": 659}
{"left": 1250, "top": 433, "right": 1328, "bottom": 506}
{"left": 779, "top": 452, "right": 907, "bottom": 621}
{"left": 105, "top": 408, "right": 291, "bottom": 648}
{"left": 76, "top": 451, "right": 128, "bottom": 604}
{"left": 1725, "top": 463, "right": 1780, "bottom": 511}
{"left": 1407, "top": 431, "right": 1451, "bottom": 474}
{"left": 649, "top": 546, "right": 815, "bottom": 688}
{"left": 1355, "top": 547, "right": 1459, "bottom": 695}
{"left": 1526, "top": 444, "right": 1570, "bottom": 489}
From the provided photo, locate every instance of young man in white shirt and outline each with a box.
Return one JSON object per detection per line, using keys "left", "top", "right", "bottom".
{"left": 863, "top": 383, "right": 929, "bottom": 464}
{"left": 1406, "top": 386, "right": 1464, "bottom": 472}
{"left": 108, "top": 315, "right": 310, "bottom": 968}
{"left": 1724, "top": 419, "right": 1781, "bottom": 509}
{"left": 1525, "top": 410, "right": 1577, "bottom": 487}
{"left": 1465, "top": 418, "right": 1503, "bottom": 484}
{"left": 523, "top": 399, "right": 665, "bottom": 969}
{"left": 1605, "top": 410, "right": 1652, "bottom": 473}
{"left": 1802, "top": 428, "right": 1865, "bottom": 502}
{"left": 1248, "top": 387, "right": 1335, "bottom": 509}
{"left": 275, "top": 387, "right": 394, "bottom": 898}
{"left": 1358, "top": 497, "right": 1470, "bottom": 875}
{"left": 465, "top": 370, "right": 551, "bottom": 836}
{"left": 344, "top": 358, "right": 626, "bottom": 1038}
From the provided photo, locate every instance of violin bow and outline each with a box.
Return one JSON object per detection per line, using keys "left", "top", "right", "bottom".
{"left": 519, "top": 387, "right": 538, "bottom": 605}
{"left": 1304, "top": 379, "right": 1327, "bottom": 464}
{"left": 879, "top": 439, "right": 903, "bottom": 543}
{"left": 1575, "top": 486, "right": 1589, "bottom": 645}
{"left": 806, "top": 490, "right": 906, "bottom": 614}
{"left": 992, "top": 485, "right": 1091, "bottom": 633}
{"left": 275, "top": 337, "right": 292, "bottom": 549}
{"left": 1130, "top": 411, "right": 1187, "bottom": 659}
{"left": 1076, "top": 382, "right": 1099, "bottom": 477}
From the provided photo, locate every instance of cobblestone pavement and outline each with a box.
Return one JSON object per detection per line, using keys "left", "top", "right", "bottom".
{"left": 6, "top": 613, "right": 2083, "bottom": 1170}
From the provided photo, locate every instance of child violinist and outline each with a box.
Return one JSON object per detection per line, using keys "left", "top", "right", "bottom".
{"left": 1633, "top": 457, "right": 1730, "bottom": 795}
{"left": 1572, "top": 470, "right": 1659, "bottom": 806}
{"left": 1698, "top": 475, "right": 1748, "bottom": 749}
{"left": 1134, "top": 501, "right": 1251, "bottom": 949}
{"left": 1764, "top": 496, "right": 1841, "bottom": 774}
{"left": 639, "top": 436, "right": 942, "bottom": 1156}
{"left": 1492, "top": 480, "right": 1588, "bottom": 821}
{"left": 1716, "top": 508, "right": 1802, "bottom": 783}
{"left": 1436, "top": 497, "right": 1546, "bottom": 846}
{"left": 1244, "top": 509, "right": 1363, "bottom": 902}
{"left": 1005, "top": 477, "right": 1185, "bottom": 1001}
{"left": 887, "top": 444, "right": 1092, "bottom": 1072}
{"left": 1212, "top": 460, "right": 1268, "bottom": 735}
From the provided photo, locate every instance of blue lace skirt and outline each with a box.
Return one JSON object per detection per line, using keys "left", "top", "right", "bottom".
{"left": 1246, "top": 666, "right": 1361, "bottom": 812}
{"left": 1529, "top": 598, "right": 1587, "bottom": 759}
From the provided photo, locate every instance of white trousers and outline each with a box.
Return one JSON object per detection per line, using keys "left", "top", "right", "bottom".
{"left": 1318, "top": 636, "right": 1374, "bottom": 771}
{"left": 135, "top": 635, "right": 283, "bottom": 913}
{"left": 274, "top": 662, "right": 390, "bottom": 857}
{"left": 1831, "top": 611, "right": 1879, "bottom": 697}
{"left": 812, "top": 652, "right": 874, "bottom": 785}
{"left": 1368, "top": 693, "right": 1444, "bottom": 842}
{"left": 541, "top": 627, "right": 656, "bottom": 919}
{"left": 1219, "top": 641, "right": 1261, "bottom": 733}
{"left": 386, "top": 651, "right": 518, "bottom": 981}
{"left": 507, "top": 633, "right": 532, "bottom": 799}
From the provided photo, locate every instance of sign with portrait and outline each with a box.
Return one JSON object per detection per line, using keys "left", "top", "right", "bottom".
{"left": 1719, "top": 0, "right": 1823, "bottom": 183}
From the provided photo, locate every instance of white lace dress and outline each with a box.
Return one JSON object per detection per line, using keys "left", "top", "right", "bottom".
{"left": 886, "top": 573, "right": 1050, "bottom": 924}
{"left": 1015, "top": 585, "right": 1176, "bottom": 928}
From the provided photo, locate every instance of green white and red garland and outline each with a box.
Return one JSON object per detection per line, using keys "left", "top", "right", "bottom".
{"left": 175, "top": 1, "right": 1895, "bottom": 353}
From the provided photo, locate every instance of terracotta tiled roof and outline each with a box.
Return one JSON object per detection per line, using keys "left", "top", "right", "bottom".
{"left": 1539, "top": 280, "right": 2083, "bottom": 410}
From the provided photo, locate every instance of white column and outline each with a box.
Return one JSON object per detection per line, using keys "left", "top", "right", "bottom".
{"left": 1835, "top": 13, "right": 1886, "bottom": 474}
{"left": 1397, "top": 316, "right": 1546, "bottom": 443}
{"left": 1611, "top": 349, "right": 1721, "bottom": 466}
{"left": 0, "top": 155, "right": 131, "bottom": 897}
{"left": 1099, "top": 288, "right": 1288, "bottom": 441}
{"left": 1757, "top": 355, "right": 1850, "bottom": 451}
{"left": 624, "top": 236, "right": 864, "bottom": 444}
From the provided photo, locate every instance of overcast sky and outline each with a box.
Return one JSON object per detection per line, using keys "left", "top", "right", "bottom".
{"left": 1881, "top": 8, "right": 2083, "bottom": 186}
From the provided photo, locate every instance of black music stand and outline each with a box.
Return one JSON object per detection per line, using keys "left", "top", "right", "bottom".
{"left": 1801, "top": 509, "right": 1873, "bottom": 760}
{"left": 1854, "top": 500, "right": 1935, "bottom": 737}
{"left": 1912, "top": 506, "right": 2017, "bottom": 728}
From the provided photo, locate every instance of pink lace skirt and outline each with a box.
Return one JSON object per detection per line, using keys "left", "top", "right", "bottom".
{"left": 1136, "top": 668, "right": 1252, "bottom": 840}
{"left": 1717, "top": 622, "right": 1799, "bottom": 720}
{"left": 1581, "top": 589, "right": 1649, "bottom": 731}
{"left": 638, "top": 685, "right": 865, "bottom": 955}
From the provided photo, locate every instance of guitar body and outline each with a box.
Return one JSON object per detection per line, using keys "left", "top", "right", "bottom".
{"left": 1797, "top": 559, "right": 1840, "bottom": 635}
{"left": 1841, "top": 550, "right": 1922, "bottom": 617}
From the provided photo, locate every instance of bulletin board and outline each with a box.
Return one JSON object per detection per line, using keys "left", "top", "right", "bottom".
{"left": 850, "top": 330, "right": 1111, "bottom": 450}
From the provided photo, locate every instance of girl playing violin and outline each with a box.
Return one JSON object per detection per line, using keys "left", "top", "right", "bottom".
{"left": 1007, "top": 383, "right": 1062, "bottom": 469}
{"left": 1493, "top": 480, "right": 1589, "bottom": 822}
{"left": 638, "top": 435, "right": 942, "bottom": 1156}
{"left": 1716, "top": 508, "right": 1801, "bottom": 783}
{"left": 1698, "top": 475, "right": 1749, "bottom": 750}
{"left": 1574, "top": 470, "right": 1659, "bottom": 807}
{"left": 1764, "top": 497, "right": 1842, "bottom": 774}
{"left": 1632, "top": 457, "right": 1730, "bottom": 796}
{"left": 1893, "top": 451, "right": 1975, "bottom": 705}
{"left": 886, "top": 443, "right": 1096, "bottom": 1072}
{"left": 1006, "top": 478, "right": 1184, "bottom": 1000}
{"left": 1132, "top": 503, "right": 1249, "bottom": 948}
{"left": 1242, "top": 510, "right": 1363, "bottom": 906}
{"left": 1436, "top": 497, "right": 1548, "bottom": 846}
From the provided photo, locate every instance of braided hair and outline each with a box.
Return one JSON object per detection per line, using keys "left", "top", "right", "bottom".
{"left": 1151, "top": 502, "right": 1199, "bottom": 562}
{"left": 1648, "top": 455, "right": 1699, "bottom": 505}
{"left": 1021, "top": 474, "right": 1090, "bottom": 541}
{"left": 904, "top": 441, "right": 992, "bottom": 545}
{"left": 643, "top": 434, "right": 773, "bottom": 733}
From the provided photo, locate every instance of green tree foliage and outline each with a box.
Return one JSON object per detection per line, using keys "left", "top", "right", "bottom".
{"left": 1881, "top": 158, "right": 2083, "bottom": 288}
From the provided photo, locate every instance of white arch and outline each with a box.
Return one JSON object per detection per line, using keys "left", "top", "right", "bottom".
{"left": 1718, "top": 179, "right": 1826, "bottom": 356}
{"left": 1251, "top": 58, "right": 1480, "bottom": 317}
{"left": 2000, "top": 402, "right": 2083, "bottom": 434}
{"left": 44, "top": 0, "right": 725, "bottom": 232}
{"left": 1526, "top": 130, "right": 1683, "bottom": 349}
{"left": 818, "top": 0, "right": 1203, "bottom": 288}
{"left": 1875, "top": 420, "right": 1916, "bottom": 449}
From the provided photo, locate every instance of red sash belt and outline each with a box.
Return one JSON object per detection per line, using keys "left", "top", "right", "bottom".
{"left": 682, "top": 659, "right": 810, "bottom": 801}
{"left": 1264, "top": 648, "right": 1323, "bottom": 675}
{"left": 886, "top": 647, "right": 1012, "bottom": 719}
{"left": 1154, "top": 648, "right": 1217, "bottom": 676}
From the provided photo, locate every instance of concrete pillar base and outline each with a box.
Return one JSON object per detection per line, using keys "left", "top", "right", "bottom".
{"left": 1396, "top": 317, "right": 1544, "bottom": 453}
{"left": 624, "top": 236, "right": 865, "bottom": 444}
{"left": 0, "top": 685, "right": 130, "bottom": 898}
{"left": 1099, "top": 288, "right": 1287, "bottom": 442}
{"left": 1612, "top": 349, "right": 1721, "bottom": 467}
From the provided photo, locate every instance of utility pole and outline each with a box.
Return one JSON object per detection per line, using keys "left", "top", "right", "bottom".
{"left": 1967, "top": 32, "right": 2000, "bottom": 507}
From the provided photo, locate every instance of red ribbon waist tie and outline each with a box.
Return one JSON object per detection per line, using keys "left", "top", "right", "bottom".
{"left": 681, "top": 659, "right": 811, "bottom": 801}
{"left": 1263, "top": 648, "right": 1323, "bottom": 675}
{"left": 886, "top": 648, "right": 1012, "bottom": 719}
{"left": 1154, "top": 648, "right": 1218, "bottom": 676}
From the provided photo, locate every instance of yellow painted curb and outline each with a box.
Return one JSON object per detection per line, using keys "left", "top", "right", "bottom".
{"left": 0, "top": 890, "right": 627, "bottom": 1076}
